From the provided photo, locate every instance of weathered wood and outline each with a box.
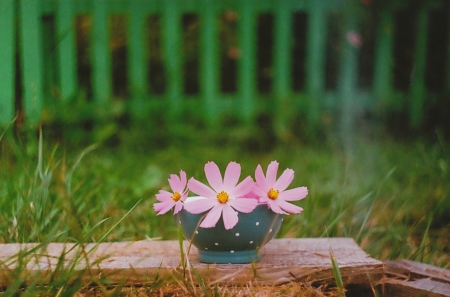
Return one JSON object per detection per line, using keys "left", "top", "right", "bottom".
{"left": 0, "top": 238, "right": 382, "bottom": 287}
{"left": 385, "top": 259, "right": 450, "bottom": 284}
{"left": 382, "top": 260, "right": 450, "bottom": 297}
{"left": 383, "top": 278, "right": 450, "bottom": 297}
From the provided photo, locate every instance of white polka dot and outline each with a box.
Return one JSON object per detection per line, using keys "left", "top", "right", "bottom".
{"left": 235, "top": 233, "right": 240, "bottom": 237}
{"left": 179, "top": 220, "right": 181, "bottom": 224}
{"left": 269, "top": 229, "right": 273, "bottom": 232}
{"left": 195, "top": 231, "right": 198, "bottom": 234}
{"left": 249, "top": 241, "right": 253, "bottom": 244}
{"left": 215, "top": 243, "right": 219, "bottom": 246}
{"left": 230, "top": 250, "right": 234, "bottom": 253}
{"left": 255, "top": 222, "right": 260, "bottom": 226}
{"left": 205, "top": 247, "right": 208, "bottom": 250}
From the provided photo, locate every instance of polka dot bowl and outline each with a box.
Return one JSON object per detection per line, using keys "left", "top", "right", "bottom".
{"left": 176, "top": 203, "right": 284, "bottom": 264}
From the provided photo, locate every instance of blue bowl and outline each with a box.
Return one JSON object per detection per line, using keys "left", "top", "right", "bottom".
{"left": 176, "top": 204, "right": 284, "bottom": 264}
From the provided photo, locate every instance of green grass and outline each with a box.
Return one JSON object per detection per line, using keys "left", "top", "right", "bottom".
{"left": 1, "top": 125, "right": 449, "bottom": 295}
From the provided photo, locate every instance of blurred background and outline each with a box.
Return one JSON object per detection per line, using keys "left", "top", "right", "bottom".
{"left": 0, "top": 0, "right": 449, "bottom": 268}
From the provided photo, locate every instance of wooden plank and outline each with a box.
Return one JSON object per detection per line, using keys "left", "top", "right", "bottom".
{"left": 57, "top": 0, "right": 77, "bottom": 102}
{"left": 383, "top": 278, "right": 450, "bottom": 297}
{"left": 19, "top": 0, "right": 44, "bottom": 125}
{"left": 383, "top": 260, "right": 450, "bottom": 297}
{"left": 385, "top": 259, "right": 450, "bottom": 284}
{"left": 0, "top": 0, "right": 15, "bottom": 125}
{"left": 0, "top": 238, "right": 382, "bottom": 287}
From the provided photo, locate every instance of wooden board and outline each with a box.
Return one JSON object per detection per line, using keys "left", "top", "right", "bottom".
{"left": 383, "top": 260, "right": 450, "bottom": 297}
{"left": 0, "top": 238, "right": 382, "bottom": 287}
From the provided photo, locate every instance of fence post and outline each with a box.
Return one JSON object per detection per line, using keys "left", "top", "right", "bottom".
{"left": 19, "top": 0, "right": 44, "bottom": 126}
{"left": 0, "top": 0, "right": 15, "bottom": 126}
{"left": 57, "top": 0, "right": 77, "bottom": 102}
{"left": 409, "top": 7, "right": 428, "bottom": 128}
{"left": 306, "top": 0, "right": 326, "bottom": 129}
{"left": 239, "top": 1, "right": 256, "bottom": 124}
{"left": 273, "top": 1, "right": 291, "bottom": 137}
{"left": 201, "top": 2, "right": 219, "bottom": 128}
{"left": 92, "top": 0, "right": 111, "bottom": 105}
{"left": 128, "top": 2, "right": 148, "bottom": 119}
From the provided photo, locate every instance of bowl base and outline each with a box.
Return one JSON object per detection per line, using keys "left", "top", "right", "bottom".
{"left": 198, "top": 249, "right": 262, "bottom": 264}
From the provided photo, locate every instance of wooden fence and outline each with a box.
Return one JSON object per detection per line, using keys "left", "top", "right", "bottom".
{"left": 0, "top": 0, "right": 448, "bottom": 129}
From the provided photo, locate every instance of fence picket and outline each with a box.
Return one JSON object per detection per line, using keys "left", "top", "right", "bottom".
{"left": 306, "top": 0, "right": 326, "bottom": 127}
{"left": 128, "top": 4, "right": 148, "bottom": 118}
{"left": 338, "top": 2, "right": 360, "bottom": 134}
{"left": 239, "top": 1, "right": 256, "bottom": 123}
{"left": 273, "top": 2, "right": 291, "bottom": 132}
{"left": 57, "top": 0, "right": 77, "bottom": 102}
{"left": 374, "top": 11, "right": 393, "bottom": 101}
{"left": 0, "top": 0, "right": 445, "bottom": 129}
{"left": 19, "top": 0, "right": 44, "bottom": 125}
{"left": 410, "top": 8, "right": 428, "bottom": 127}
{"left": 0, "top": 0, "right": 15, "bottom": 125}
{"left": 201, "top": 4, "right": 219, "bottom": 126}
{"left": 92, "top": 0, "right": 110, "bottom": 104}
{"left": 163, "top": 0, "right": 182, "bottom": 120}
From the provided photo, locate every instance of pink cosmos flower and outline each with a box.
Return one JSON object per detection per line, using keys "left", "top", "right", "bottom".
{"left": 253, "top": 161, "right": 308, "bottom": 214}
{"left": 153, "top": 170, "right": 188, "bottom": 215}
{"left": 184, "top": 161, "right": 258, "bottom": 230}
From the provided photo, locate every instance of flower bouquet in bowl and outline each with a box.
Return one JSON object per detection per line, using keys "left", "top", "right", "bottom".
{"left": 153, "top": 161, "right": 308, "bottom": 264}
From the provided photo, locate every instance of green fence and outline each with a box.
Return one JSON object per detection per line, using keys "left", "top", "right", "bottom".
{"left": 0, "top": 0, "right": 448, "bottom": 130}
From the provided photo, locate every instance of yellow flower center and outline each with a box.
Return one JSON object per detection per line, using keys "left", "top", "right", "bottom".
{"left": 267, "top": 188, "right": 279, "bottom": 200}
{"left": 171, "top": 192, "right": 182, "bottom": 202}
{"left": 217, "top": 191, "right": 229, "bottom": 204}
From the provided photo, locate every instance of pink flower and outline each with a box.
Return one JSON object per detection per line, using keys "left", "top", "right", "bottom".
{"left": 253, "top": 161, "right": 308, "bottom": 214}
{"left": 153, "top": 170, "right": 188, "bottom": 215}
{"left": 184, "top": 161, "right": 258, "bottom": 230}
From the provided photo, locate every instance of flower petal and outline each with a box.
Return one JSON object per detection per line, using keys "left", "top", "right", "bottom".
{"left": 183, "top": 198, "right": 217, "bottom": 214}
{"left": 251, "top": 184, "right": 268, "bottom": 199}
{"left": 153, "top": 200, "right": 175, "bottom": 215}
{"left": 255, "top": 165, "right": 269, "bottom": 191}
{"left": 279, "top": 187, "right": 308, "bottom": 201}
{"left": 222, "top": 204, "right": 239, "bottom": 230}
{"left": 266, "top": 161, "right": 279, "bottom": 186}
{"left": 266, "top": 199, "right": 287, "bottom": 214}
{"left": 173, "top": 202, "right": 183, "bottom": 214}
{"left": 228, "top": 198, "right": 258, "bottom": 213}
{"left": 277, "top": 199, "right": 303, "bottom": 214}
{"left": 223, "top": 162, "right": 241, "bottom": 190}
{"left": 199, "top": 204, "right": 223, "bottom": 228}
{"left": 204, "top": 161, "right": 223, "bottom": 192}
{"left": 230, "top": 176, "right": 254, "bottom": 198}
{"left": 155, "top": 190, "right": 173, "bottom": 202}
{"left": 188, "top": 178, "right": 217, "bottom": 198}
{"left": 274, "top": 168, "right": 294, "bottom": 192}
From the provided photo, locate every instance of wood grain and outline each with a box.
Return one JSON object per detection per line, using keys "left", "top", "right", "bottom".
{"left": 382, "top": 260, "right": 450, "bottom": 297}
{"left": 0, "top": 238, "right": 382, "bottom": 287}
